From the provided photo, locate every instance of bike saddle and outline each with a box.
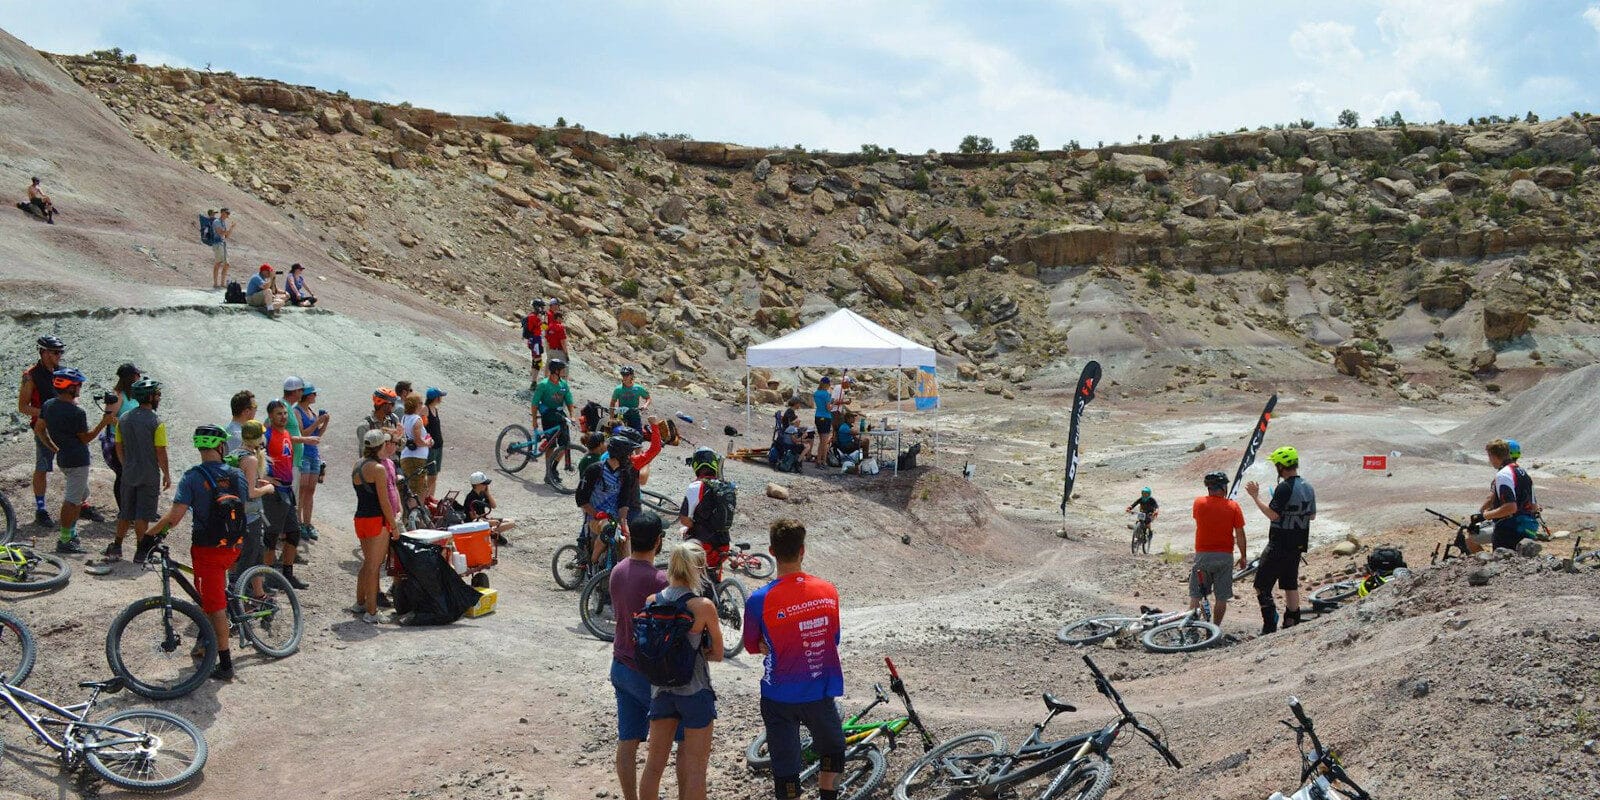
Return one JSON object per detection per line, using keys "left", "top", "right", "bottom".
{"left": 736, "top": 542, "right": 752, "bottom": 551}
{"left": 79, "top": 678, "right": 124, "bottom": 695}
{"left": 1041, "top": 693, "right": 1077, "bottom": 713}
{"left": 1138, "top": 605, "right": 1162, "bottom": 615}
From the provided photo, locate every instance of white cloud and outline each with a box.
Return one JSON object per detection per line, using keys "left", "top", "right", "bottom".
{"left": 1585, "top": 5, "right": 1600, "bottom": 38}
{"left": 1289, "top": 21, "right": 1362, "bottom": 66}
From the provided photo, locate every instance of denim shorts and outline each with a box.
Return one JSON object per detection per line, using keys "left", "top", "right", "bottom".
{"left": 34, "top": 438, "right": 53, "bottom": 473}
{"left": 612, "top": 660, "right": 653, "bottom": 742}
{"left": 650, "top": 687, "right": 717, "bottom": 730}
{"left": 297, "top": 455, "right": 322, "bottom": 476}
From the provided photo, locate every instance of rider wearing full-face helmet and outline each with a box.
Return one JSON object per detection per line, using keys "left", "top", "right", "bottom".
{"left": 1245, "top": 446, "right": 1317, "bottom": 634}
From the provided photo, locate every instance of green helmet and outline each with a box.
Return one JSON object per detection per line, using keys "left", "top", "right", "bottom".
{"left": 192, "top": 424, "right": 228, "bottom": 451}
{"left": 687, "top": 446, "right": 721, "bottom": 477}
{"left": 1267, "top": 446, "right": 1299, "bottom": 469}
{"left": 1140, "top": 487, "right": 1151, "bottom": 495}
{"left": 128, "top": 378, "right": 162, "bottom": 402}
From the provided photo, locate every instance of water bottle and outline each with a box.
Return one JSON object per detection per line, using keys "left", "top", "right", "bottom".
{"left": 450, "top": 550, "right": 467, "bottom": 575}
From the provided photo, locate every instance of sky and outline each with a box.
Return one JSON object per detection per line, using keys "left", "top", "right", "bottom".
{"left": 3, "top": 1, "right": 1599, "bottom": 153}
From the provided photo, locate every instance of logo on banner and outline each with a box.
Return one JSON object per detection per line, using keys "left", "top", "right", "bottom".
{"left": 1363, "top": 455, "right": 1388, "bottom": 470}
{"left": 913, "top": 366, "right": 939, "bottom": 411}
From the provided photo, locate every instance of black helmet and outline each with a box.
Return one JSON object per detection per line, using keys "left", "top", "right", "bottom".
{"left": 36, "top": 335, "right": 65, "bottom": 352}
{"left": 611, "top": 425, "right": 644, "bottom": 448}
{"left": 606, "top": 435, "right": 639, "bottom": 460}
{"left": 532, "top": 298, "right": 546, "bottom": 309}
{"left": 1203, "top": 471, "right": 1229, "bottom": 492}
{"left": 620, "top": 365, "right": 635, "bottom": 376}
{"left": 547, "top": 358, "right": 567, "bottom": 373}
{"left": 128, "top": 378, "right": 162, "bottom": 402}
{"left": 116, "top": 362, "right": 142, "bottom": 381}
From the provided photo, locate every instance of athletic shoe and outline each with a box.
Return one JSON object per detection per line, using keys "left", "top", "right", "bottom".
{"left": 210, "top": 664, "right": 235, "bottom": 681}
{"left": 360, "top": 612, "right": 381, "bottom": 624}
{"left": 101, "top": 541, "right": 123, "bottom": 561}
{"left": 55, "top": 537, "right": 87, "bottom": 555}
{"left": 375, "top": 590, "right": 392, "bottom": 609}
{"left": 277, "top": 567, "right": 309, "bottom": 590}
{"left": 345, "top": 603, "right": 366, "bottom": 615}
{"left": 33, "top": 509, "right": 53, "bottom": 528}
{"left": 301, "top": 525, "right": 320, "bottom": 542}
{"left": 79, "top": 506, "right": 107, "bottom": 523}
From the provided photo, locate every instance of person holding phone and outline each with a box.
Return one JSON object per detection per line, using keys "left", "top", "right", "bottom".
{"left": 246, "top": 264, "right": 288, "bottom": 315}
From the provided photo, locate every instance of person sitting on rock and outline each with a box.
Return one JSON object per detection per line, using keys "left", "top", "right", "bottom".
{"left": 246, "top": 265, "right": 288, "bottom": 315}
{"left": 285, "top": 264, "right": 318, "bottom": 307}
{"left": 24, "top": 177, "right": 56, "bottom": 223}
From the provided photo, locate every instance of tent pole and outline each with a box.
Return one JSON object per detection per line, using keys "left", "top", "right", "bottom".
{"left": 744, "top": 367, "right": 751, "bottom": 440}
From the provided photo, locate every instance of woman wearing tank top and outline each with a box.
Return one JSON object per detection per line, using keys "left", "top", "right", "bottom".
{"left": 352, "top": 432, "right": 399, "bottom": 622}
{"left": 398, "top": 393, "right": 433, "bottom": 500}
{"left": 638, "top": 542, "right": 722, "bottom": 800}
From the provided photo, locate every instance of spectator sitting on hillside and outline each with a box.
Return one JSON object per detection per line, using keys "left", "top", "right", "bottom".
{"left": 285, "top": 264, "right": 318, "bottom": 307}
{"left": 246, "top": 265, "right": 287, "bottom": 315}
{"left": 25, "top": 177, "right": 56, "bottom": 223}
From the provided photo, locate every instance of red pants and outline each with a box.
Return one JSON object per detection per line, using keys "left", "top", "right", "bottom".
{"left": 192, "top": 545, "right": 241, "bottom": 612}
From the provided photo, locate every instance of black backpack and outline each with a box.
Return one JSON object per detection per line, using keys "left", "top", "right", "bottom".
{"left": 195, "top": 465, "right": 248, "bottom": 548}
{"left": 691, "top": 480, "right": 736, "bottom": 547}
{"left": 633, "top": 592, "right": 699, "bottom": 687}
{"left": 224, "top": 280, "right": 247, "bottom": 304}
{"left": 1366, "top": 546, "right": 1406, "bottom": 575}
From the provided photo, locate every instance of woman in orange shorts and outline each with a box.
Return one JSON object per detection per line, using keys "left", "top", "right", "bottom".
{"left": 352, "top": 430, "right": 400, "bottom": 622}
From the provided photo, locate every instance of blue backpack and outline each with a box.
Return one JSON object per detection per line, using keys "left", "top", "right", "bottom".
{"left": 632, "top": 592, "right": 699, "bottom": 687}
{"left": 198, "top": 214, "right": 218, "bottom": 246}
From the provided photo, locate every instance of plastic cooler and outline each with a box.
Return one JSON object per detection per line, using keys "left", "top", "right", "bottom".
{"left": 389, "top": 529, "right": 455, "bottom": 578}
{"left": 449, "top": 522, "right": 495, "bottom": 569}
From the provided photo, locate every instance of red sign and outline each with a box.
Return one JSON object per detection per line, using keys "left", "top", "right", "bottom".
{"left": 1362, "top": 455, "right": 1388, "bottom": 470}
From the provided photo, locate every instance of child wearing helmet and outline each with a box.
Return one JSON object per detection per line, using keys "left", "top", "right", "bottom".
{"left": 34, "top": 367, "right": 117, "bottom": 553}
{"left": 1245, "top": 446, "right": 1316, "bottom": 634}
{"left": 463, "top": 471, "right": 517, "bottom": 544}
{"left": 679, "top": 447, "right": 736, "bottom": 580}
{"left": 1127, "top": 487, "right": 1160, "bottom": 527}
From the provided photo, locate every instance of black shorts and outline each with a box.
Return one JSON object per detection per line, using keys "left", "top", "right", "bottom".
{"left": 759, "top": 697, "right": 846, "bottom": 779}
{"left": 1254, "top": 544, "right": 1301, "bottom": 593}
{"left": 814, "top": 416, "right": 833, "bottom": 435}
{"left": 262, "top": 489, "right": 300, "bottom": 549}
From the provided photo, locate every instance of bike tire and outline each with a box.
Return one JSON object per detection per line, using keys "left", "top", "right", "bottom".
{"left": 1140, "top": 619, "right": 1223, "bottom": 653}
{"left": 640, "top": 489, "right": 681, "bottom": 517}
{"left": 715, "top": 578, "right": 748, "bottom": 659}
{"left": 0, "top": 493, "right": 15, "bottom": 545}
{"left": 1310, "top": 580, "right": 1361, "bottom": 605}
{"left": 745, "top": 730, "right": 817, "bottom": 772}
{"left": 85, "top": 708, "right": 208, "bottom": 791}
{"left": 1056, "top": 615, "right": 1135, "bottom": 646}
{"left": 0, "top": 608, "right": 37, "bottom": 686}
{"left": 1141, "top": 529, "right": 1152, "bottom": 555}
{"left": 802, "top": 745, "right": 886, "bottom": 800}
{"left": 1130, "top": 524, "right": 1145, "bottom": 555}
{"left": 552, "top": 543, "right": 585, "bottom": 590}
{"left": 495, "top": 424, "right": 533, "bottom": 474}
{"left": 894, "top": 730, "right": 1007, "bottom": 800}
{"left": 1040, "top": 757, "right": 1114, "bottom": 800}
{"left": 106, "top": 596, "right": 218, "bottom": 700}
{"left": 739, "top": 552, "right": 777, "bottom": 581}
{"left": 234, "top": 565, "right": 303, "bottom": 658}
{"left": 579, "top": 568, "right": 615, "bottom": 642}
{"left": 0, "top": 546, "right": 71, "bottom": 592}
{"left": 543, "top": 444, "right": 584, "bottom": 495}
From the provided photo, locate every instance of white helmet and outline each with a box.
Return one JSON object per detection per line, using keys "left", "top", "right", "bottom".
{"left": 469, "top": 471, "right": 491, "bottom": 485}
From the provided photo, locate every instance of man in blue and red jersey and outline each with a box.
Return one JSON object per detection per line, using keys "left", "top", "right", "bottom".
{"left": 743, "top": 518, "right": 845, "bottom": 800}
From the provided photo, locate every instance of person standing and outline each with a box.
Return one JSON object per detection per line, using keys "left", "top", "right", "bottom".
{"left": 294, "top": 384, "right": 329, "bottom": 540}
{"left": 1245, "top": 446, "right": 1316, "bottom": 634}
{"left": 357, "top": 387, "right": 401, "bottom": 458}
{"left": 263, "top": 400, "right": 316, "bottom": 589}
{"left": 352, "top": 430, "right": 400, "bottom": 623}
{"left": 103, "top": 362, "right": 142, "bottom": 521}
{"left": 611, "top": 366, "right": 652, "bottom": 432}
{"left": 224, "top": 420, "right": 275, "bottom": 584}
{"left": 809, "top": 376, "right": 834, "bottom": 465}
{"left": 18, "top": 335, "right": 66, "bottom": 527}
{"left": 1473, "top": 438, "right": 1539, "bottom": 551}
{"left": 35, "top": 368, "right": 117, "bottom": 554}
{"left": 1191, "top": 472, "right": 1247, "bottom": 626}
{"left": 107, "top": 379, "right": 170, "bottom": 561}
{"left": 545, "top": 304, "right": 569, "bottom": 365}
{"left": 143, "top": 425, "right": 252, "bottom": 681}
{"left": 423, "top": 388, "right": 446, "bottom": 500}
{"left": 225, "top": 390, "right": 256, "bottom": 452}
{"left": 398, "top": 393, "right": 434, "bottom": 500}
{"left": 743, "top": 518, "right": 845, "bottom": 800}
{"left": 638, "top": 540, "right": 722, "bottom": 800}
{"left": 212, "top": 208, "right": 234, "bottom": 289}
{"left": 609, "top": 511, "right": 669, "bottom": 800}
{"left": 522, "top": 299, "right": 547, "bottom": 379}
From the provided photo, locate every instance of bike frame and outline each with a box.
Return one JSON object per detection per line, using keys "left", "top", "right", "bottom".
{"left": 0, "top": 681, "right": 143, "bottom": 758}
{"left": 1425, "top": 508, "right": 1480, "bottom": 564}
{"left": 147, "top": 543, "right": 259, "bottom": 634}
{"left": 509, "top": 419, "right": 567, "bottom": 456}
{"left": 1284, "top": 698, "right": 1370, "bottom": 800}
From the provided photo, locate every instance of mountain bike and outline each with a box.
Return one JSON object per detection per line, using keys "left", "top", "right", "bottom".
{"left": 1426, "top": 507, "right": 1487, "bottom": 564}
{"left": 747, "top": 657, "right": 937, "bottom": 799}
{"left": 1234, "top": 556, "right": 1260, "bottom": 581}
{"left": 0, "top": 491, "right": 16, "bottom": 544}
{"left": 495, "top": 414, "right": 582, "bottom": 493}
{"left": 725, "top": 542, "right": 776, "bottom": 580}
{"left": 105, "top": 538, "right": 304, "bottom": 700}
{"left": 1128, "top": 510, "right": 1153, "bottom": 555}
{"left": 0, "top": 674, "right": 207, "bottom": 791}
{"left": 1267, "top": 697, "right": 1371, "bottom": 800}
{"left": 639, "top": 488, "right": 682, "bottom": 517}
{"left": 580, "top": 555, "right": 748, "bottom": 659}
{"left": 0, "top": 607, "right": 37, "bottom": 686}
{"left": 895, "top": 653, "right": 1181, "bottom": 800}
{"left": 1057, "top": 566, "right": 1223, "bottom": 653}
{"left": 0, "top": 540, "right": 72, "bottom": 592}
{"left": 554, "top": 517, "right": 625, "bottom": 591}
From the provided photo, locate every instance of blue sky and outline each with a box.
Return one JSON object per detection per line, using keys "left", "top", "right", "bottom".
{"left": 4, "top": 1, "right": 1599, "bottom": 152}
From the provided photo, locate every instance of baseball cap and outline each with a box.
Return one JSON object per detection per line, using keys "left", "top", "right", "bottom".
{"left": 259, "top": 264, "right": 273, "bottom": 274}
{"left": 301, "top": 383, "right": 318, "bottom": 397}
{"left": 469, "top": 471, "right": 491, "bottom": 485}
{"left": 290, "top": 263, "right": 305, "bottom": 273}
{"left": 820, "top": 376, "right": 832, "bottom": 385}
{"left": 425, "top": 387, "right": 447, "bottom": 402}
{"left": 283, "top": 376, "right": 305, "bottom": 392}
{"left": 362, "top": 429, "right": 389, "bottom": 448}
{"left": 241, "top": 419, "right": 266, "bottom": 443}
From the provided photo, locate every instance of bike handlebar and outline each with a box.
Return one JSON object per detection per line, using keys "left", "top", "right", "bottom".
{"left": 885, "top": 657, "right": 899, "bottom": 680}
{"left": 1288, "top": 696, "right": 1311, "bottom": 727}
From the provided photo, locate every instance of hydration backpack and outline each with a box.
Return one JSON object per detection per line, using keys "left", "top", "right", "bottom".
{"left": 691, "top": 480, "right": 736, "bottom": 547}
{"left": 1366, "top": 546, "right": 1406, "bottom": 575}
{"left": 198, "top": 214, "right": 218, "bottom": 246}
{"left": 196, "top": 464, "right": 248, "bottom": 548}
{"left": 633, "top": 592, "right": 699, "bottom": 688}
{"left": 224, "top": 280, "right": 247, "bottom": 304}
{"left": 522, "top": 312, "right": 542, "bottom": 340}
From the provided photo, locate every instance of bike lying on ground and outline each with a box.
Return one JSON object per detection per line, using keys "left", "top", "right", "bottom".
{"left": 1307, "top": 547, "right": 1409, "bottom": 606}
{"left": 0, "top": 539, "right": 72, "bottom": 592}
{"left": 1058, "top": 567, "right": 1223, "bottom": 653}
{"left": 1425, "top": 508, "right": 1487, "bottom": 564}
{"left": 895, "top": 653, "right": 1181, "bottom": 800}
{"left": 105, "top": 538, "right": 303, "bottom": 699}
{"left": 0, "top": 607, "right": 37, "bottom": 686}
{"left": 1129, "top": 510, "right": 1153, "bottom": 555}
{"left": 639, "top": 488, "right": 682, "bottom": 518}
{"left": 724, "top": 542, "right": 777, "bottom": 580}
{"left": 747, "top": 657, "right": 937, "bottom": 799}
{"left": 495, "top": 415, "right": 582, "bottom": 493}
{"left": 1267, "top": 697, "right": 1371, "bottom": 800}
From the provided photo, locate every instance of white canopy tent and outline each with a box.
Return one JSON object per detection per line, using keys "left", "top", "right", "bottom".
{"left": 743, "top": 309, "right": 938, "bottom": 466}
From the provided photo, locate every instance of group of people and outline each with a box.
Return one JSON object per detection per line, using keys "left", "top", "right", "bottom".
{"left": 521, "top": 297, "right": 570, "bottom": 379}
{"left": 768, "top": 375, "right": 874, "bottom": 476}
{"left": 244, "top": 263, "right": 318, "bottom": 314}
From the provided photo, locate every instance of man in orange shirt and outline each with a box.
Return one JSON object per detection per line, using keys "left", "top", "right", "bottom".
{"left": 1191, "top": 471, "right": 1248, "bottom": 625}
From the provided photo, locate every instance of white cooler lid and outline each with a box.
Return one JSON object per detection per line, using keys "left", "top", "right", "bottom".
{"left": 448, "top": 521, "right": 491, "bottom": 534}
{"left": 401, "top": 529, "right": 453, "bottom": 544}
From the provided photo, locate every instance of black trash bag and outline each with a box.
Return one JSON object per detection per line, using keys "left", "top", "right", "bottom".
{"left": 390, "top": 536, "right": 481, "bottom": 625}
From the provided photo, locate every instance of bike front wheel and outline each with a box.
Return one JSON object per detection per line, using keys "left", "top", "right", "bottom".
{"left": 543, "top": 444, "right": 584, "bottom": 495}
{"left": 495, "top": 424, "right": 533, "bottom": 474}
{"left": 745, "top": 729, "right": 817, "bottom": 772}
{"left": 552, "top": 543, "right": 585, "bottom": 590}
{"left": 1057, "top": 615, "right": 1135, "bottom": 646}
{"left": 1040, "top": 756, "right": 1113, "bottom": 800}
{"left": 640, "top": 489, "right": 681, "bottom": 517}
{"left": 0, "top": 608, "right": 37, "bottom": 685}
{"left": 0, "top": 493, "right": 15, "bottom": 545}
{"left": 579, "top": 568, "right": 615, "bottom": 641}
{"left": 737, "top": 552, "right": 777, "bottom": 581}
{"left": 802, "top": 746, "right": 886, "bottom": 800}
{"left": 1140, "top": 619, "right": 1223, "bottom": 653}
{"left": 0, "top": 546, "right": 71, "bottom": 592}
{"left": 714, "top": 578, "right": 748, "bottom": 658}
{"left": 1309, "top": 580, "right": 1361, "bottom": 605}
{"left": 895, "top": 730, "right": 1007, "bottom": 800}
{"left": 106, "top": 596, "right": 218, "bottom": 700}
{"left": 234, "top": 564, "right": 303, "bottom": 658}
{"left": 85, "top": 708, "right": 208, "bottom": 791}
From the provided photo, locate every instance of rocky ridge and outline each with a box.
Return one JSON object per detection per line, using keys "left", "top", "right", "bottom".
{"left": 52, "top": 52, "right": 1600, "bottom": 401}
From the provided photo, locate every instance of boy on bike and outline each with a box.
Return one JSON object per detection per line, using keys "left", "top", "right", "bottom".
{"left": 1126, "top": 487, "right": 1160, "bottom": 531}
{"left": 533, "top": 359, "right": 578, "bottom": 481}
{"left": 678, "top": 447, "right": 734, "bottom": 580}
{"left": 577, "top": 433, "right": 641, "bottom": 568}
{"left": 1191, "top": 472, "right": 1247, "bottom": 626}
{"left": 610, "top": 366, "right": 651, "bottom": 432}
{"left": 1245, "top": 446, "right": 1316, "bottom": 634}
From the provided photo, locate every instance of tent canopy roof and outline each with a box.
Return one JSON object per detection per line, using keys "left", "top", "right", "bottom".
{"left": 745, "top": 308, "right": 937, "bottom": 369}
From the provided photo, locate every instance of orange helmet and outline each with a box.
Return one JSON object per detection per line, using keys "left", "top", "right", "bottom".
{"left": 372, "top": 387, "right": 399, "bottom": 407}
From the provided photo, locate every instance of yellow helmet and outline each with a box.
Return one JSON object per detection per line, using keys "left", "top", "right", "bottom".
{"left": 1267, "top": 446, "right": 1299, "bottom": 469}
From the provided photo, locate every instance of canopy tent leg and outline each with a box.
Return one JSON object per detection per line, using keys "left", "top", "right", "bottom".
{"left": 744, "top": 367, "right": 751, "bottom": 442}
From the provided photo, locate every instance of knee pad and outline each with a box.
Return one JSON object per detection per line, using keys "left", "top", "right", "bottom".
{"left": 774, "top": 776, "right": 801, "bottom": 799}
{"left": 283, "top": 527, "right": 302, "bottom": 547}
{"left": 1256, "top": 586, "right": 1276, "bottom": 609}
{"left": 818, "top": 751, "right": 846, "bottom": 774}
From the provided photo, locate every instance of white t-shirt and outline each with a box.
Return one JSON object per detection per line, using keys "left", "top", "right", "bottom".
{"left": 399, "top": 413, "right": 431, "bottom": 459}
